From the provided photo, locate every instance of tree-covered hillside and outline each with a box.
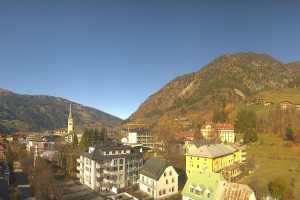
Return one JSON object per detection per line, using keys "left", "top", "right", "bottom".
{"left": 0, "top": 88, "right": 122, "bottom": 133}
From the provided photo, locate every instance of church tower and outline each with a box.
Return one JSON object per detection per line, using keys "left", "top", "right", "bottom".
{"left": 67, "top": 104, "right": 74, "bottom": 134}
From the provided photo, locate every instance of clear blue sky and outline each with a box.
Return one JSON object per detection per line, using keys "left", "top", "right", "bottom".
{"left": 0, "top": 1, "right": 299, "bottom": 119}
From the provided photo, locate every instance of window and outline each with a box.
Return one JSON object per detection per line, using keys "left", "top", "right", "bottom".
{"left": 159, "top": 190, "right": 162, "bottom": 196}
{"left": 163, "top": 189, "right": 166, "bottom": 195}
{"left": 164, "top": 172, "right": 166, "bottom": 177}
{"left": 197, "top": 165, "right": 199, "bottom": 168}
{"left": 172, "top": 178, "right": 174, "bottom": 183}
{"left": 172, "top": 187, "right": 174, "bottom": 192}
{"left": 169, "top": 171, "right": 172, "bottom": 176}
{"left": 189, "top": 186, "right": 194, "bottom": 193}
{"left": 166, "top": 179, "right": 168, "bottom": 184}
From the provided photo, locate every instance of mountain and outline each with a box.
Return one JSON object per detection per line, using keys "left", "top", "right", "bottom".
{"left": 129, "top": 52, "right": 300, "bottom": 130}
{"left": 0, "top": 89, "right": 122, "bottom": 133}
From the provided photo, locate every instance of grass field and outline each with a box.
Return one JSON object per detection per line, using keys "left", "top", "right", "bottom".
{"left": 240, "top": 134, "right": 300, "bottom": 197}
{"left": 260, "top": 88, "right": 300, "bottom": 104}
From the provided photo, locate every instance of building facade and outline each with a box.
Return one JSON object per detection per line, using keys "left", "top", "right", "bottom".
{"left": 216, "top": 123, "right": 235, "bottom": 144}
{"left": 77, "top": 142, "right": 144, "bottom": 192}
{"left": 123, "top": 127, "right": 154, "bottom": 149}
{"left": 185, "top": 143, "right": 244, "bottom": 181}
{"left": 201, "top": 123, "right": 216, "bottom": 141}
{"left": 138, "top": 157, "right": 178, "bottom": 199}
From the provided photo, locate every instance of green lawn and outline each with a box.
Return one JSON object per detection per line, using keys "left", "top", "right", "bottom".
{"left": 260, "top": 88, "right": 300, "bottom": 104}
{"left": 240, "top": 134, "right": 300, "bottom": 197}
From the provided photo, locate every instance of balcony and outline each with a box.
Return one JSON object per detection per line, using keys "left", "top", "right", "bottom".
{"left": 77, "top": 158, "right": 82, "bottom": 163}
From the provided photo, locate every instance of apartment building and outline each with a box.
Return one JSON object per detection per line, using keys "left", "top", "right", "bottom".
{"left": 77, "top": 142, "right": 144, "bottom": 192}
{"left": 123, "top": 127, "right": 154, "bottom": 149}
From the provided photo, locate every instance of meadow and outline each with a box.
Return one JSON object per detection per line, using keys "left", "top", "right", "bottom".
{"left": 241, "top": 134, "right": 300, "bottom": 198}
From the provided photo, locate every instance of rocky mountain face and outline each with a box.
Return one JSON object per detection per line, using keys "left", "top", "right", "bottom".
{"left": 129, "top": 52, "right": 300, "bottom": 129}
{"left": 0, "top": 90, "right": 122, "bottom": 133}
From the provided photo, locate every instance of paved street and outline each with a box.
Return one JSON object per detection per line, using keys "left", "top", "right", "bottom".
{"left": 0, "top": 177, "right": 9, "bottom": 200}
{"left": 14, "top": 162, "right": 34, "bottom": 200}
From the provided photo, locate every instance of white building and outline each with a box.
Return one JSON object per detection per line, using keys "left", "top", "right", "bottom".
{"left": 216, "top": 123, "right": 235, "bottom": 144}
{"left": 138, "top": 157, "right": 178, "bottom": 199}
{"left": 201, "top": 123, "right": 216, "bottom": 140}
{"left": 122, "top": 127, "right": 154, "bottom": 149}
{"left": 77, "top": 142, "right": 144, "bottom": 192}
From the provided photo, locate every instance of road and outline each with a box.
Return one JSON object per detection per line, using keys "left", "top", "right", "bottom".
{"left": 0, "top": 177, "right": 9, "bottom": 200}
{"left": 13, "top": 161, "right": 34, "bottom": 200}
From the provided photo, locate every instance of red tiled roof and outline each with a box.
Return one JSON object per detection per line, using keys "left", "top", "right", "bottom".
{"left": 216, "top": 123, "right": 234, "bottom": 130}
{"left": 223, "top": 183, "right": 253, "bottom": 200}
{"left": 280, "top": 101, "right": 294, "bottom": 105}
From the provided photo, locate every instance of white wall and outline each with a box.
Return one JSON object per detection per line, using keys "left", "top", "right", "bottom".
{"left": 128, "top": 132, "right": 137, "bottom": 144}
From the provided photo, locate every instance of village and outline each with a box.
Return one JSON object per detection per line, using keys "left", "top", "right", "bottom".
{"left": 1, "top": 104, "right": 260, "bottom": 200}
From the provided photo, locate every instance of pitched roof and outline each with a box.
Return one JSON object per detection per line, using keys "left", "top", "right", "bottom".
{"left": 182, "top": 172, "right": 225, "bottom": 200}
{"left": 140, "top": 157, "right": 172, "bottom": 180}
{"left": 186, "top": 143, "right": 237, "bottom": 158}
{"left": 216, "top": 123, "right": 234, "bottom": 130}
{"left": 222, "top": 182, "right": 254, "bottom": 200}
{"left": 175, "top": 131, "right": 195, "bottom": 141}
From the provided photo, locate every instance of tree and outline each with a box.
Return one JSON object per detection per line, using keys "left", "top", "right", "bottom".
{"left": 33, "top": 159, "right": 53, "bottom": 200}
{"left": 235, "top": 109, "right": 256, "bottom": 133}
{"left": 79, "top": 129, "right": 91, "bottom": 151}
{"left": 244, "top": 128, "right": 258, "bottom": 144}
{"left": 5, "top": 144, "right": 15, "bottom": 171}
{"left": 213, "top": 109, "right": 227, "bottom": 123}
{"left": 285, "top": 126, "right": 295, "bottom": 142}
{"left": 72, "top": 132, "right": 78, "bottom": 148}
{"left": 268, "top": 177, "right": 287, "bottom": 199}
{"left": 79, "top": 128, "right": 109, "bottom": 151}
{"left": 235, "top": 109, "right": 257, "bottom": 143}
{"left": 66, "top": 153, "right": 77, "bottom": 178}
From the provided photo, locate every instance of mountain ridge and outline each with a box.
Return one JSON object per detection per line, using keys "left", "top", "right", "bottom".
{"left": 0, "top": 88, "right": 122, "bottom": 133}
{"left": 129, "top": 52, "right": 300, "bottom": 130}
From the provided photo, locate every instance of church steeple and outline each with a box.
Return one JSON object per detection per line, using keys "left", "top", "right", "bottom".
{"left": 67, "top": 104, "right": 74, "bottom": 134}
{"left": 68, "top": 103, "right": 72, "bottom": 120}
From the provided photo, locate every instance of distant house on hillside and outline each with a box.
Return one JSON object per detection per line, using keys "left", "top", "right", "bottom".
{"left": 280, "top": 101, "right": 295, "bottom": 111}
{"left": 138, "top": 157, "right": 178, "bottom": 199}
{"left": 264, "top": 101, "right": 274, "bottom": 106}
{"left": 201, "top": 123, "right": 235, "bottom": 144}
{"left": 175, "top": 131, "right": 195, "bottom": 142}
{"left": 296, "top": 104, "right": 300, "bottom": 111}
{"left": 201, "top": 122, "right": 216, "bottom": 141}
{"left": 215, "top": 123, "right": 235, "bottom": 144}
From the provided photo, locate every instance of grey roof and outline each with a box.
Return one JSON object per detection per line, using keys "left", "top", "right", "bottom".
{"left": 140, "top": 157, "right": 172, "bottom": 180}
{"left": 81, "top": 142, "right": 143, "bottom": 161}
{"left": 187, "top": 143, "right": 237, "bottom": 158}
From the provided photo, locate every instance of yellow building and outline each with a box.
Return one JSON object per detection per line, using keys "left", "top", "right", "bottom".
{"left": 185, "top": 143, "right": 244, "bottom": 181}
